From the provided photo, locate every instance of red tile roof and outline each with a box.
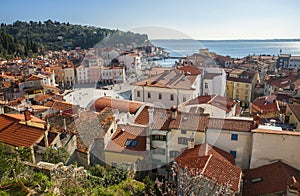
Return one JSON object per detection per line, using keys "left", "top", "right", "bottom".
{"left": 0, "top": 115, "right": 45, "bottom": 147}
{"left": 267, "top": 74, "right": 298, "bottom": 89}
{"left": 92, "top": 97, "right": 143, "bottom": 114}
{"left": 177, "top": 65, "right": 201, "bottom": 75}
{"left": 182, "top": 95, "right": 236, "bottom": 113}
{"left": 26, "top": 75, "right": 43, "bottom": 81}
{"left": 132, "top": 70, "right": 197, "bottom": 90}
{"left": 175, "top": 144, "right": 241, "bottom": 192}
{"left": 105, "top": 124, "right": 147, "bottom": 155}
{"left": 289, "top": 104, "right": 300, "bottom": 122}
{"left": 252, "top": 95, "right": 280, "bottom": 114}
{"left": 243, "top": 161, "right": 300, "bottom": 195}
{"left": 44, "top": 100, "right": 74, "bottom": 111}
{"left": 35, "top": 93, "right": 54, "bottom": 103}
{"left": 5, "top": 113, "right": 45, "bottom": 123}
{"left": 208, "top": 118, "right": 254, "bottom": 132}
{"left": 135, "top": 107, "right": 172, "bottom": 130}
{"left": 169, "top": 112, "right": 209, "bottom": 132}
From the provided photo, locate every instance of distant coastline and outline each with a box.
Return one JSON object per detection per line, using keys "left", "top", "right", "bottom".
{"left": 151, "top": 39, "right": 300, "bottom": 42}
{"left": 151, "top": 39, "right": 300, "bottom": 59}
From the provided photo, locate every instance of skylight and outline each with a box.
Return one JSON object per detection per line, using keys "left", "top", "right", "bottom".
{"left": 125, "top": 139, "right": 138, "bottom": 147}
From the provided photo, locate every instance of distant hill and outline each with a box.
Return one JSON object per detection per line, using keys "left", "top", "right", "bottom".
{"left": 0, "top": 20, "right": 149, "bottom": 58}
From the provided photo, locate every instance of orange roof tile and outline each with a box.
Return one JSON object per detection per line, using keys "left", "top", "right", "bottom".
{"left": 175, "top": 144, "right": 241, "bottom": 192}
{"left": 105, "top": 124, "right": 147, "bottom": 155}
{"left": 208, "top": 118, "right": 254, "bottom": 132}
{"left": 183, "top": 95, "right": 236, "bottom": 113}
{"left": 252, "top": 95, "right": 280, "bottom": 114}
{"left": 169, "top": 112, "right": 209, "bottom": 132}
{"left": 44, "top": 100, "right": 74, "bottom": 111}
{"left": 0, "top": 115, "right": 45, "bottom": 147}
{"left": 243, "top": 161, "right": 300, "bottom": 195}
{"left": 132, "top": 70, "right": 197, "bottom": 90}
{"left": 92, "top": 97, "right": 143, "bottom": 114}
{"left": 5, "top": 113, "right": 45, "bottom": 123}
{"left": 26, "top": 75, "right": 43, "bottom": 81}
{"left": 289, "top": 104, "right": 300, "bottom": 122}
{"left": 177, "top": 65, "right": 201, "bottom": 75}
{"left": 135, "top": 107, "right": 172, "bottom": 130}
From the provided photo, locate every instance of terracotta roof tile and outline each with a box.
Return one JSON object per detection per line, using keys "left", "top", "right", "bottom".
{"left": 289, "top": 104, "right": 300, "bottom": 122}
{"left": 92, "top": 97, "right": 143, "bottom": 114}
{"left": 243, "top": 161, "right": 300, "bottom": 195}
{"left": 183, "top": 95, "right": 236, "bottom": 113}
{"left": 177, "top": 65, "right": 201, "bottom": 75}
{"left": 105, "top": 124, "right": 147, "bottom": 155}
{"left": 35, "top": 93, "right": 53, "bottom": 103}
{"left": 175, "top": 144, "right": 241, "bottom": 192}
{"left": 26, "top": 75, "right": 43, "bottom": 81}
{"left": 135, "top": 107, "right": 172, "bottom": 130}
{"left": 132, "top": 70, "right": 197, "bottom": 90}
{"left": 44, "top": 100, "right": 74, "bottom": 111}
{"left": 208, "top": 118, "right": 254, "bottom": 132}
{"left": 252, "top": 95, "right": 280, "bottom": 114}
{"left": 169, "top": 112, "right": 209, "bottom": 132}
{"left": 5, "top": 113, "right": 45, "bottom": 123}
{"left": 0, "top": 115, "right": 45, "bottom": 147}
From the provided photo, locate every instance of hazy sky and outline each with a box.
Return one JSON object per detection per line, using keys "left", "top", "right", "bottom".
{"left": 1, "top": 0, "right": 300, "bottom": 40}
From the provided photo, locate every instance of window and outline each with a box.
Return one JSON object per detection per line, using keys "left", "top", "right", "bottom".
{"left": 230, "top": 150, "right": 237, "bottom": 159}
{"left": 231, "top": 134, "right": 238, "bottom": 141}
{"left": 183, "top": 97, "right": 186, "bottom": 102}
{"left": 148, "top": 92, "right": 151, "bottom": 99}
{"left": 181, "top": 130, "right": 187, "bottom": 134}
{"left": 151, "top": 135, "right": 166, "bottom": 141}
{"left": 204, "top": 93, "right": 208, "bottom": 96}
{"left": 170, "top": 151, "right": 180, "bottom": 158}
{"left": 170, "top": 94, "right": 174, "bottom": 101}
{"left": 125, "top": 139, "right": 138, "bottom": 147}
{"left": 158, "top": 93, "right": 162, "bottom": 100}
{"left": 246, "top": 84, "right": 249, "bottom": 88}
{"left": 137, "top": 91, "right": 140, "bottom": 97}
{"left": 178, "top": 137, "right": 189, "bottom": 145}
{"left": 205, "top": 83, "right": 208, "bottom": 88}
{"left": 236, "top": 89, "right": 239, "bottom": 93}
{"left": 245, "top": 96, "right": 249, "bottom": 101}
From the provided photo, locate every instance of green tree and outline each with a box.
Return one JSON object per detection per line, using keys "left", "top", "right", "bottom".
{"left": 104, "top": 167, "right": 128, "bottom": 186}
{"left": 89, "top": 164, "right": 107, "bottom": 178}
{"left": 42, "top": 147, "right": 69, "bottom": 164}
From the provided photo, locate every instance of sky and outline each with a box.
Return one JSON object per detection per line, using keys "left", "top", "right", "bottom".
{"left": 1, "top": 0, "right": 300, "bottom": 40}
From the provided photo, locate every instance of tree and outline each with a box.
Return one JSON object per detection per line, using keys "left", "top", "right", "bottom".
{"left": 104, "top": 167, "right": 128, "bottom": 186}
{"left": 0, "top": 143, "right": 31, "bottom": 179}
{"left": 89, "top": 164, "right": 107, "bottom": 178}
{"left": 42, "top": 147, "right": 69, "bottom": 164}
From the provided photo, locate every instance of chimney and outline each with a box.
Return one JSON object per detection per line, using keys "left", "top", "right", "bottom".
{"left": 148, "top": 106, "right": 154, "bottom": 128}
{"left": 253, "top": 114, "right": 260, "bottom": 128}
{"left": 24, "top": 108, "right": 32, "bottom": 125}
{"left": 171, "top": 106, "right": 177, "bottom": 120}
{"left": 44, "top": 123, "right": 49, "bottom": 148}
{"left": 63, "top": 118, "right": 67, "bottom": 131}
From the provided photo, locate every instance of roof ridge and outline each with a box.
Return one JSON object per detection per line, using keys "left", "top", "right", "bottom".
{"left": 201, "top": 154, "right": 212, "bottom": 174}
{"left": 207, "top": 95, "right": 218, "bottom": 104}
